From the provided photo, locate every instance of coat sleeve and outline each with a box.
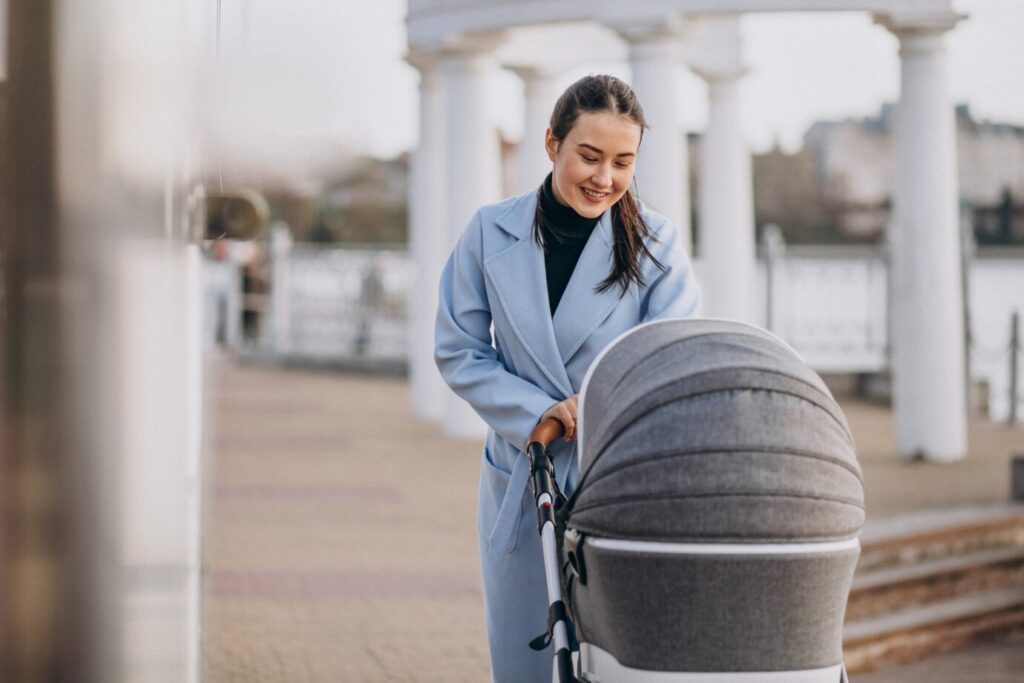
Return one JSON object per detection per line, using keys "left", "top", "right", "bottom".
{"left": 639, "top": 218, "right": 701, "bottom": 322}
{"left": 435, "top": 212, "right": 561, "bottom": 451}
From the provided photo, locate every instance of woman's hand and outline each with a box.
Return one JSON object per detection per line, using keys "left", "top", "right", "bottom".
{"left": 540, "top": 395, "right": 579, "bottom": 441}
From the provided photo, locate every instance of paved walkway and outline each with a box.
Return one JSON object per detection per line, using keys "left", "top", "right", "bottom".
{"left": 201, "top": 360, "right": 1024, "bottom": 682}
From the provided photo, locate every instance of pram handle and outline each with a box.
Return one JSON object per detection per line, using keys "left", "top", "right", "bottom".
{"left": 528, "top": 417, "right": 565, "bottom": 450}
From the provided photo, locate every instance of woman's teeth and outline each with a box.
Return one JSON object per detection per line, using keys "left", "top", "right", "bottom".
{"left": 581, "top": 188, "right": 607, "bottom": 199}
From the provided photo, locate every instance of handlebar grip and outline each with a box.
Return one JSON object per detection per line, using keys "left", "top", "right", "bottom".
{"left": 527, "top": 417, "right": 565, "bottom": 449}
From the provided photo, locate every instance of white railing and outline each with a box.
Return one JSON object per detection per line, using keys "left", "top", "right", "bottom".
{"left": 762, "top": 246, "right": 890, "bottom": 373}
{"left": 202, "top": 233, "right": 1023, "bottom": 420}
{"left": 280, "top": 244, "right": 412, "bottom": 362}
{"left": 965, "top": 253, "right": 1024, "bottom": 420}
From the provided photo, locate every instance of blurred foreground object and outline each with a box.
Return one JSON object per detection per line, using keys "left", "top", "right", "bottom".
{"left": 1, "top": 1, "right": 206, "bottom": 681}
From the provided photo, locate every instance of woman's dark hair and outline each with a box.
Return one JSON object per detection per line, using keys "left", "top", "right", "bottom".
{"left": 534, "top": 74, "right": 665, "bottom": 295}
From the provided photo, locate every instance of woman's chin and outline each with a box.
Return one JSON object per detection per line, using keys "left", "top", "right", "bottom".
{"left": 572, "top": 198, "right": 607, "bottom": 218}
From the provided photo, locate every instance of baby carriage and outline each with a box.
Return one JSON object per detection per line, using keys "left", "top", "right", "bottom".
{"left": 526, "top": 319, "right": 864, "bottom": 683}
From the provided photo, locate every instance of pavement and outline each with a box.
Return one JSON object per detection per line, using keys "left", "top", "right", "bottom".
{"left": 201, "top": 358, "right": 1024, "bottom": 682}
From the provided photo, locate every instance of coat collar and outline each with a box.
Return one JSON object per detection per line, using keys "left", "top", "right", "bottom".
{"left": 485, "top": 192, "right": 618, "bottom": 395}
{"left": 493, "top": 190, "right": 613, "bottom": 248}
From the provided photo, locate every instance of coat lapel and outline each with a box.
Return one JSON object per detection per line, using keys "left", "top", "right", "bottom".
{"left": 484, "top": 194, "right": 574, "bottom": 398}
{"left": 551, "top": 210, "right": 621, "bottom": 365}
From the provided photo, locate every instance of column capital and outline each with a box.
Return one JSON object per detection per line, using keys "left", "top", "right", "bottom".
{"left": 692, "top": 65, "right": 749, "bottom": 85}
{"left": 437, "top": 29, "right": 506, "bottom": 59}
{"left": 612, "top": 16, "right": 685, "bottom": 50}
{"left": 406, "top": 48, "right": 444, "bottom": 94}
{"left": 874, "top": 10, "right": 966, "bottom": 42}
{"left": 685, "top": 15, "right": 747, "bottom": 84}
{"left": 504, "top": 63, "right": 561, "bottom": 84}
{"left": 434, "top": 31, "right": 507, "bottom": 80}
{"left": 405, "top": 46, "right": 440, "bottom": 72}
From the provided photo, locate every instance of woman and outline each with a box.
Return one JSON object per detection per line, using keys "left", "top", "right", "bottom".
{"left": 435, "top": 74, "right": 700, "bottom": 682}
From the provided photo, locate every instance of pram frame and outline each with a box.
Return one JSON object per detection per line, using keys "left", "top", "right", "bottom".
{"left": 527, "top": 418, "right": 577, "bottom": 683}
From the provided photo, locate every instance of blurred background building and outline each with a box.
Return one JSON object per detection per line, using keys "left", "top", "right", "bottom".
{"left": 185, "top": 0, "right": 1024, "bottom": 449}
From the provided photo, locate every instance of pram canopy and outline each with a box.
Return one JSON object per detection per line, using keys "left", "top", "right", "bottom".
{"left": 570, "top": 318, "right": 863, "bottom": 543}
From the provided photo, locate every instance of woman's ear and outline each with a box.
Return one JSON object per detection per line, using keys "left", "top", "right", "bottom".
{"left": 545, "top": 128, "right": 558, "bottom": 163}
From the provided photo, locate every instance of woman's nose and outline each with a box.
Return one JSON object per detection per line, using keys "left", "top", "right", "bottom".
{"left": 592, "top": 164, "right": 612, "bottom": 188}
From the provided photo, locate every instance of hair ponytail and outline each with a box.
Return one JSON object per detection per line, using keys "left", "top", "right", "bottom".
{"left": 598, "top": 184, "right": 664, "bottom": 294}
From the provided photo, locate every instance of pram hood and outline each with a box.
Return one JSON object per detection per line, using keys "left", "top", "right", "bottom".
{"left": 569, "top": 319, "right": 864, "bottom": 544}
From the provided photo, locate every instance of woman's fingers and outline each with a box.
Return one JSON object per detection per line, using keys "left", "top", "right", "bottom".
{"left": 554, "top": 404, "right": 574, "bottom": 440}
{"left": 541, "top": 397, "right": 578, "bottom": 441}
{"left": 565, "top": 395, "right": 579, "bottom": 440}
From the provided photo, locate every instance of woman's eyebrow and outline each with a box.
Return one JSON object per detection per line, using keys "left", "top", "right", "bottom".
{"left": 576, "top": 142, "right": 636, "bottom": 158}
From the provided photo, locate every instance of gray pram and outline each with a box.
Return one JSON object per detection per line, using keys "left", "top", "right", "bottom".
{"left": 527, "top": 319, "right": 864, "bottom": 682}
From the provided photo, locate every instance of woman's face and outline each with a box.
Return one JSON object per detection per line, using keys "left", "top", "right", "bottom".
{"left": 546, "top": 111, "right": 642, "bottom": 218}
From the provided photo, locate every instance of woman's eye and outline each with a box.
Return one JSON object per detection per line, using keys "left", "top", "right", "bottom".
{"left": 581, "top": 156, "right": 598, "bottom": 163}
{"left": 615, "top": 162, "right": 631, "bottom": 168}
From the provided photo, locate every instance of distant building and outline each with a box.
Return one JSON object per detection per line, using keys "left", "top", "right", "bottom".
{"left": 792, "top": 104, "right": 1024, "bottom": 242}
{"left": 750, "top": 142, "right": 835, "bottom": 243}
{"left": 310, "top": 154, "right": 409, "bottom": 243}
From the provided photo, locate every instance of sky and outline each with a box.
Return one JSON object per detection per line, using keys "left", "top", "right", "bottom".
{"left": 215, "top": 0, "right": 1024, "bottom": 163}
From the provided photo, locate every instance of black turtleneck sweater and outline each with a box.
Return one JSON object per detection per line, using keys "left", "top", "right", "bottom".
{"left": 538, "top": 174, "right": 602, "bottom": 315}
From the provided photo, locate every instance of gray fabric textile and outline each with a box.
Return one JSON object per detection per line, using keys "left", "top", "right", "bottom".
{"left": 565, "top": 320, "right": 864, "bottom": 673}
{"left": 570, "top": 544, "right": 860, "bottom": 672}
{"left": 571, "top": 320, "right": 864, "bottom": 542}
{"left": 581, "top": 322, "right": 845, "bottom": 460}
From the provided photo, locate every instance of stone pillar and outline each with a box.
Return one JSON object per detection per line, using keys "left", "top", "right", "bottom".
{"left": 879, "top": 12, "right": 967, "bottom": 461}
{"left": 439, "top": 37, "right": 503, "bottom": 438}
{"left": 508, "top": 65, "right": 561, "bottom": 194}
{"left": 406, "top": 50, "right": 447, "bottom": 421}
{"left": 690, "top": 16, "right": 756, "bottom": 323}
{"left": 618, "top": 22, "right": 691, "bottom": 250}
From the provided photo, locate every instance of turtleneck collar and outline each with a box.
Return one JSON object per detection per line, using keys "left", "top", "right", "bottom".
{"left": 539, "top": 173, "right": 601, "bottom": 242}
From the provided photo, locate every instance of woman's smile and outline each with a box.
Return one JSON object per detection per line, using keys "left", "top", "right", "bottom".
{"left": 580, "top": 187, "right": 610, "bottom": 202}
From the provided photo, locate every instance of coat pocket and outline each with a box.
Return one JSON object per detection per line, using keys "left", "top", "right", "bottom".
{"left": 480, "top": 446, "right": 529, "bottom": 556}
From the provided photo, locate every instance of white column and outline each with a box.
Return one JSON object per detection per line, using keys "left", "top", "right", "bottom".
{"left": 690, "top": 16, "right": 756, "bottom": 323}
{"left": 440, "top": 39, "right": 503, "bottom": 438}
{"left": 406, "top": 51, "right": 447, "bottom": 421}
{"left": 1, "top": 0, "right": 7, "bottom": 81}
{"left": 267, "top": 221, "right": 293, "bottom": 354}
{"left": 508, "top": 65, "right": 561, "bottom": 194}
{"left": 880, "top": 12, "right": 967, "bottom": 461}
{"left": 618, "top": 22, "right": 691, "bottom": 250}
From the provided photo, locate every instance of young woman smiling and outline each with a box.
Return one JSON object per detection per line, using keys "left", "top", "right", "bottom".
{"left": 435, "top": 74, "right": 701, "bottom": 682}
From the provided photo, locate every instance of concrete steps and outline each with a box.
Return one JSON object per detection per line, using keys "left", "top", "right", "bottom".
{"left": 843, "top": 504, "right": 1024, "bottom": 674}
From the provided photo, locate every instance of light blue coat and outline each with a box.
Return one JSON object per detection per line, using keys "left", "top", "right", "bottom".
{"left": 435, "top": 189, "right": 700, "bottom": 682}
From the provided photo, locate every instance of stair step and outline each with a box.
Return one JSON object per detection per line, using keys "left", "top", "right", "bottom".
{"left": 857, "top": 504, "right": 1024, "bottom": 573}
{"left": 843, "top": 585, "right": 1024, "bottom": 674}
{"left": 847, "top": 545, "right": 1024, "bottom": 619}
{"left": 853, "top": 545, "right": 1024, "bottom": 591}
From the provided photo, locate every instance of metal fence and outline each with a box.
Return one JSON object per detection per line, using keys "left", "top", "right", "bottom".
{"left": 281, "top": 245, "right": 412, "bottom": 361}
{"left": 202, "top": 233, "right": 1023, "bottom": 420}
{"left": 759, "top": 244, "right": 889, "bottom": 373}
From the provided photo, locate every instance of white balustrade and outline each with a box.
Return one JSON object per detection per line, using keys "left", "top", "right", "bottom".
{"left": 204, "top": 245, "right": 1023, "bottom": 424}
